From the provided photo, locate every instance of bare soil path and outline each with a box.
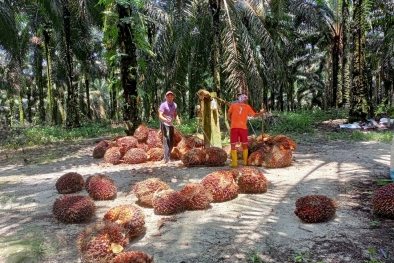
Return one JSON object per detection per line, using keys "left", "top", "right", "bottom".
{"left": 0, "top": 133, "right": 393, "bottom": 263}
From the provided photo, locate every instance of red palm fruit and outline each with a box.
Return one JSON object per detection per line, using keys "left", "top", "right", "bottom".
{"left": 77, "top": 222, "right": 129, "bottom": 263}
{"left": 371, "top": 183, "right": 394, "bottom": 218}
{"left": 53, "top": 194, "right": 95, "bottom": 223}
{"left": 294, "top": 195, "right": 337, "bottom": 223}
{"left": 233, "top": 167, "right": 268, "bottom": 193}
{"left": 136, "top": 143, "right": 149, "bottom": 152}
{"left": 122, "top": 148, "right": 148, "bottom": 164}
{"left": 256, "top": 133, "right": 271, "bottom": 142}
{"left": 110, "top": 251, "right": 154, "bottom": 263}
{"left": 173, "top": 128, "right": 183, "bottom": 146}
{"left": 181, "top": 183, "right": 213, "bottom": 210}
{"left": 104, "top": 147, "right": 122, "bottom": 165}
{"left": 104, "top": 204, "right": 145, "bottom": 237}
{"left": 263, "top": 144, "right": 293, "bottom": 168}
{"left": 152, "top": 189, "right": 184, "bottom": 215}
{"left": 93, "top": 140, "right": 110, "bottom": 158}
{"left": 55, "top": 172, "right": 84, "bottom": 194}
{"left": 85, "top": 174, "right": 117, "bottom": 200}
{"left": 201, "top": 170, "right": 239, "bottom": 202}
{"left": 133, "top": 124, "right": 150, "bottom": 143}
{"left": 170, "top": 147, "right": 182, "bottom": 160}
{"left": 132, "top": 178, "right": 170, "bottom": 206}
{"left": 147, "top": 148, "right": 164, "bottom": 161}
{"left": 185, "top": 135, "right": 204, "bottom": 148}
{"left": 181, "top": 148, "right": 206, "bottom": 166}
{"left": 247, "top": 151, "right": 264, "bottom": 166}
{"left": 116, "top": 136, "right": 138, "bottom": 154}
{"left": 204, "top": 147, "right": 228, "bottom": 166}
{"left": 146, "top": 129, "right": 164, "bottom": 148}
{"left": 272, "top": 134, "right": 297, "bottom": 150}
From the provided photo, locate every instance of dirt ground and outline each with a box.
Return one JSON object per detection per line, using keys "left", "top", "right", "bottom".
{"left": 0, "top": 125, "right": 394, "bottom": 263}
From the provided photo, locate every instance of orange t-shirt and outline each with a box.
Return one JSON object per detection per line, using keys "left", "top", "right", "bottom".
{"left": 228, "top": 103, "right": 256, "bottom": 129}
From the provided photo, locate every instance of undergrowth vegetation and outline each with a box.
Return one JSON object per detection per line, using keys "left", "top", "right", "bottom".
{"left": 0, "top": 109, "right": 392, "bottom": 149}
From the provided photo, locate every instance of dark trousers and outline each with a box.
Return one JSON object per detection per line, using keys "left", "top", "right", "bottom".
{"left": 160, "top": 123, "right": 174, "bottom": 161}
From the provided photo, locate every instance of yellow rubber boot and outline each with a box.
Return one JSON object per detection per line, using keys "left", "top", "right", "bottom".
{"left": 229, "top": 150, "right": 238, "bottom": 167}
{"left": 243, "top": 149, "right": 248, "bottom": 165}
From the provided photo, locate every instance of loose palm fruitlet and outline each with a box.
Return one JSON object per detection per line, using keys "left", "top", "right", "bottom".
{"left": 93, "top": 140, "right": 111, "bottom": 159}
{"left": 78, "top": 221, "right": 129, "bottom": 263}
{"left": 110, "top": 251, "right": 154, "bottom": 263}
{"left": 181, "top": 148, "right": 206, "bottom": 166}
{"left": 53, "top": 194, "right": 95, "bottom": 223}
{"left": 132, "top": 178, "right": 170, "bottom": 206}
{"left": 204, "top": 147, "right": 228, "bottom": 166}
{"left": 122, "top": 148, "right": 148, "bottom": 164}
{"left": 104, "top": 147, "right": 122, "bottom": 165}
{"left": 371, "top": 183, "right": 394, "bottom": 218}
{"left": 117, "top": 136, "right": 138, "bottom": 155}
{"left": 201, "top": 170, "right": 239, "bottom": 202}
{"left": 294, "top": 195, "right": 337, "bottom": 223}
{"left": 232, "top": 167, "right": 268, "bottom": 193}
{"left": 85, "top": 174, "right": 117, "bottom": 200}
{"left": 104, "top": 204, "right": 145, "bottom": 238}
{"left": 180, "top": 183, "right": 213, "bottom": 210}
{"left": 152, "top": 189, "right": 185, "bottom": 215}
{"left": 55, "top": 172, "right": 84, "bottom": 194}
{"left": 133, "top": 124, "right": 150, "bottom": 143}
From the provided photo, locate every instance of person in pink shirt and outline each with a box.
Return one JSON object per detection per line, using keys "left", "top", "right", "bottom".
{"left": 158, "top": 91, "right": 181, "bottom": 163}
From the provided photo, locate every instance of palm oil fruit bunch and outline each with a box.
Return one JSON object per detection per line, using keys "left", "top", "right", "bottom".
{"left": 147, "top": 148, "right": 164, "bottom": 161}
{"left": 185, "top": 135, "right": 204, "bottom": 148}
{"left": 93, "top": 140, "right": 111, "bottom": 159}
{"left": 204, "top": 147, "right": 228, "bottom": 166}
{"left": 77, "top": 221, "right": 129, "bottom": 263}
{"left": 170, "top": 147, "right": 182, "bottom": 160}
{"left": 133, "top": 124, "right": 150, "bottom": 143}
{"left": 146, "top": 129, "right": 163, "bottom": 148}
{"left": 256, "top": 133, "right": 271, "bottom": 143}
{"left": 181, "top": 183, "right": 213, "bottom": 210}
{"left": 201, "top": 170, "right": 239, "bottom": 202}
{"left": 371, "top": 183, "right": 394, "bottom": 218}
{"left": 152, "top": 189, "right": 184, "bottom": 215}
{"left": 53, "top": 194, "right": 95, "bottom": 223}
{"left": 132, "top": 178, "right": 170, "bottom": 206}
{"left": 136, "top": 143, "right": 149, "bottom": 152}
{"left": 110, "top": 251, "right": 154, "bottom": 263}
{"left": 181, "top": 148, "right": 205, "bottom": 166}
{"left": 263, "top": 144, "right": 293, "bottom": 168}
{"left": 55, "top": 172, "right": 84, "bottom": 194}
{"left": 116, "top": 136, "right": 138, "bottom": 155}
{"left": 294, "top": 195, "right": 337, "bottom": 223}
{"left": 104, "top": 204, "right": 146, "bottom": 238}
{"left": 85, "top": 174, "right": 117, "bottom": 200}
{"left": 233, "top": 167, "right": 268, "bottom": 193}
{"left": 122, "top": 148, "right": 148, "bottom": 164}
{"left": 247, "top": 151, "right": 264, "bottom": 166}
{"left": 104, "top": 147, "right": 122, "bottom": 165}
{"left": 271, "top": 134, "right": 297, "bottom": 151}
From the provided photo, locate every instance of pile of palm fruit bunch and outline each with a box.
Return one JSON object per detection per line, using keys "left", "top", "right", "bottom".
{"left": 223, "top": 133, "right": 296, "bottom": 168}
{"left": 93, "top": 124, "right": 228, "bottom": 166}
{"left": 52, "top": 171, "right": 153, "bottom": 262}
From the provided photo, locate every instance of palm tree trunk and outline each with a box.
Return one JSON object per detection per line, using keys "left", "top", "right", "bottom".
{"left": 84, "top": 71, "right": 92, "bottom": 120}
{"left": 43, "top": 25, "right": 55, "bottom": 124}
{"left": 332, "top": 35, "right": 340, "bottom": 108}
{"left": 117, "top": 3, "right": 140, "bottom": 135}
{"left": 33, "top": 41, "right": 45, "bottom": 123}
{"left": 340, "top": 0, "right": 351, "bottom": 108}
{"left": 349, "top": 0, "right": 370, "bottom": 122}
{"left": 210, "top": 0, "right": 221, "bottom": 97}
{"left": 63, "top": 1, "right": 80, "bottom": 128}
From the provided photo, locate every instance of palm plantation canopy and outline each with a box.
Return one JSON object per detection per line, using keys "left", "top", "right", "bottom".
{"left": 0, "top": 0, "right": 393, "bottom": 131}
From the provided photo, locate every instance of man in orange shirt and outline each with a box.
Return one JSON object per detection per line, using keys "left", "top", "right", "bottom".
{"left": 227, "top": 94, "right": 265, "bottom": 167}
